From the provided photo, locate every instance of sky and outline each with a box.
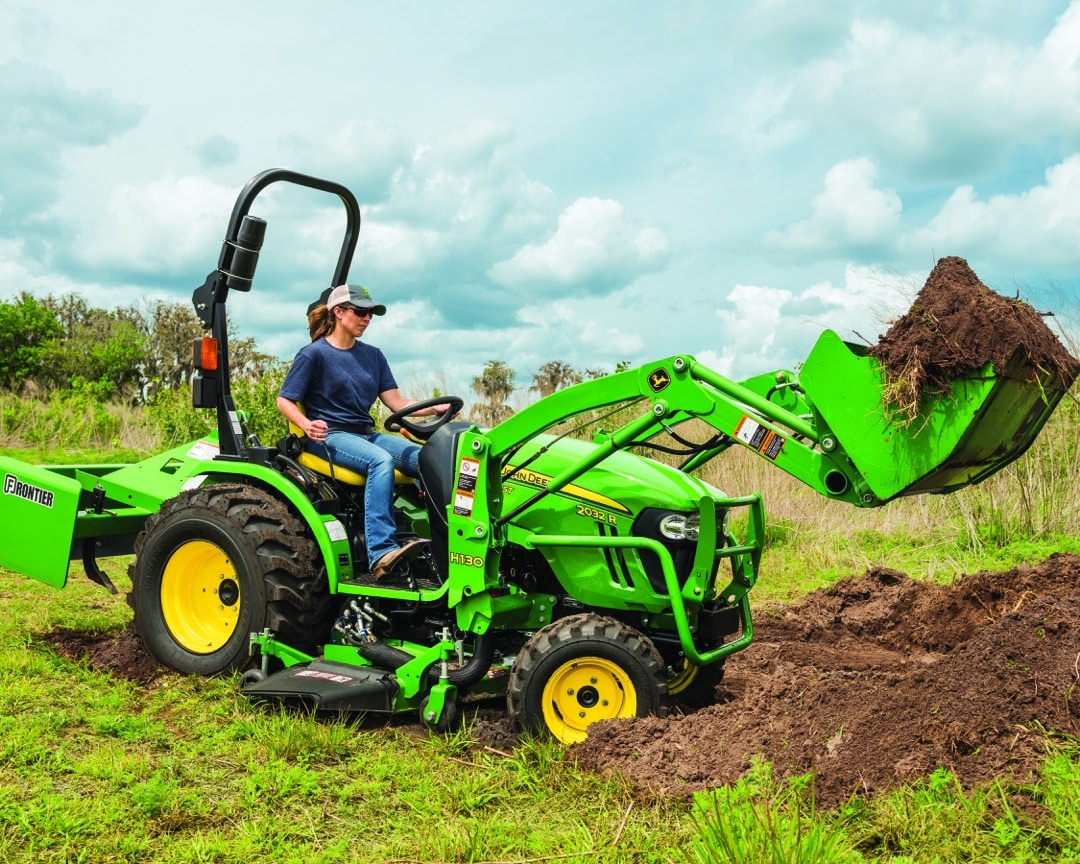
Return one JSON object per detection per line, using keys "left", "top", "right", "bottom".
{"left": 2, "top": 1, "right": 1079, "bottom": 402}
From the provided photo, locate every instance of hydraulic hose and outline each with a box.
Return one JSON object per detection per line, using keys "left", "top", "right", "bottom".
{"left": 351, "top": 632, "right": 496, "bottom": 690}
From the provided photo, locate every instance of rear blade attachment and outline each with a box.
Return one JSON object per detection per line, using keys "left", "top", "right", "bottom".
{"left": 0, "top": 457, "right": 82, "bottom": 587}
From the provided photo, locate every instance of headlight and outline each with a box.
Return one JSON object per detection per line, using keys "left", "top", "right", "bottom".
{"left": 659, "top": 513, "right": 700, "bottom": 540}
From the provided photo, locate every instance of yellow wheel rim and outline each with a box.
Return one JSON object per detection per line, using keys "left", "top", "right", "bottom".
{"left": 667, "top": 659, "right": 699, "bottom": 696}
{"left": 541, "top": 656, "right": 638, "bottom": 744}
{"left": 160, "top": 540, "right": 241, "bottom": 654}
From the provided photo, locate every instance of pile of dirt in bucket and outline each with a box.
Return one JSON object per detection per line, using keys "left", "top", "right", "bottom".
{"left": 43, "top": 554, "right": 1080, "bottom": 809}
{"left": 572, "top": 553, "right": 1080, "bottom": 808}
{"left": 867, "top": 256, "right": 1079, "bottom": 413}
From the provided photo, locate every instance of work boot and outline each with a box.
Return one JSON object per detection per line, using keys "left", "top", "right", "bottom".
{"left": 371, "top": 539, "right": 428, "bottom": 580}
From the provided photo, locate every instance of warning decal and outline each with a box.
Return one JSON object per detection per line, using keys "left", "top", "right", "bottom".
{"left": 734, "top": 415, "right": 785, "bottom": 461}
{"left": 454, "top": 456, "right": 480, "bottom": 515}
{"left": 454, "top": 490, "right": 475, "bottom": 516}
{"left": 457, "top": 456, "right": 480, "bottom": 492}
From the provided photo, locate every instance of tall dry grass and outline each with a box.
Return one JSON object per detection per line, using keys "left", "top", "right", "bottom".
{"left": 687, "top": 389, "right": 1080, "bottom": 592}
{"left": 0, "top": 387, "right": 157, "bottom": 452}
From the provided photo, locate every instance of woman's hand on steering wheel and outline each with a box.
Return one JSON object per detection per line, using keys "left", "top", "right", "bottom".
{"left": 383, "top": 396, "right": 465, "bottom": 441}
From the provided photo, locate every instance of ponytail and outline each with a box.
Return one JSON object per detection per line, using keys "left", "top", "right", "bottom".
{"left": 308, "top": 304, "right": 335, "bottom": 342}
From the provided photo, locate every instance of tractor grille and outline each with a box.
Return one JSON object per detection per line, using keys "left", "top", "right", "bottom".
{"left": 631, "top": 507, "right": 722, "bottom": 595}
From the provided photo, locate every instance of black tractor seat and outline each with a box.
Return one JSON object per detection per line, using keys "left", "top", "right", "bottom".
{"left": 417, "top": 421, "right": 474, "bottom": 562}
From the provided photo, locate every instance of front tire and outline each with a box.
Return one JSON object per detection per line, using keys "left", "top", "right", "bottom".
{"left": 667, "top": 658, "right": 725, "bottom": 710}
{"left": 507, "top": 613, "right": 668, "bottom": 744}
{"left": 129, "top": 483, "right": 333, "bottom": 676}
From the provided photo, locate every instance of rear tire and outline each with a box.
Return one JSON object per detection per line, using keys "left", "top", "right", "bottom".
{"left": 129, "top": 483, "right": 333, "bottom": 676}
{"left": 507, "top": 613, "right": 668, "bottom": 744}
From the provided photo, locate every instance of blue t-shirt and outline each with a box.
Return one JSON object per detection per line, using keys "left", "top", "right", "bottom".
{"left": 279, "top": 338, "right": 398, "bottom": 427}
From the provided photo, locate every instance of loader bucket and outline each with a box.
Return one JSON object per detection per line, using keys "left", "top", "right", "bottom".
{"left": 799, "top": 329, "right": 1076, "bottom": 502}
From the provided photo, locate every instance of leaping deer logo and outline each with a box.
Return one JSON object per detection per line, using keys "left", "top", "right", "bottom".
{"left": 648, "top": 369, "right": 671, "bottom": 392}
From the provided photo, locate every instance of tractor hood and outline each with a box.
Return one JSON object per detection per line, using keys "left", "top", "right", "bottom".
{"left": 503, "top": 433, "right": 719, "bottom": 524}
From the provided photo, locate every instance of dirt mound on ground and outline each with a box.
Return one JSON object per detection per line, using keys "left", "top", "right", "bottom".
{"left": 868, "top": 256, "right": 1078, "bottom": 412}
{"left": 47, "top": 626, "right": 166, "bottom": 686}
{"left": 573, "top": 554, "right": 1080, "bottom": 807}
{"left": 42, "top": 554, "right": 1080, "bottom": 809}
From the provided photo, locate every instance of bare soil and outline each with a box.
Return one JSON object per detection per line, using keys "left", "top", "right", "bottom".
{"left": 47, "top": 626, "right": 167, "bottom": 686}
{"left": 574, "top": 554, "right": 1080, "bottom": 808}
{"left": 867, "top": 255, "right": 1079, "bottom": 412}
{"left": 43, "top": 553, "right": 1080, "bottom": 810}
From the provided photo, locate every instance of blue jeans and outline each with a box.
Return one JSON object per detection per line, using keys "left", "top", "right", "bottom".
{"left": 306, "top": 432, "right": 420, "bottom": 570}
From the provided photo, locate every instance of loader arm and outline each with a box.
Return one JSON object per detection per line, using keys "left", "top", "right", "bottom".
{"left": 480, "top": 353, "right": 872, "bottom": 510}
{"left": 437, "top": 350, "right": 861, "bottom": 654}
{"left": 464, "top": 333, "right": 1075, "bottom": 528}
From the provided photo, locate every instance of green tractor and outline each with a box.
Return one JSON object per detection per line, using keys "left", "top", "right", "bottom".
{"left": 1, "top": 170, "right": 1072, "bottom": 742}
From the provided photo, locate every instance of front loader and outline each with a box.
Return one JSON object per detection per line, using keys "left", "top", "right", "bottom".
{"left": 1, "top": 169, "right": 1074, "bottom": 743}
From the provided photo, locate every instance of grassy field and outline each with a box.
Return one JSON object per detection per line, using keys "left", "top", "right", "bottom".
{"left": 1, "top": 394, "right": 1079, "bottom": 862}
{"left": 0, "top": 567, "right": 692, "bottom": 863}
{"left": 3, "top": 559, "right": 1079, "bottom": 864}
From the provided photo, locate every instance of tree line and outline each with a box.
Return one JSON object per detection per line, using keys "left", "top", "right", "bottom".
{"left": 0, "top": 293, "right": 624, "bottom": 423}
{"left": 0, "top": 292, "right": 275, "bottom": 404}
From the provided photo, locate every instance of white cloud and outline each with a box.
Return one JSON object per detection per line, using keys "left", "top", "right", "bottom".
{"left": 736, "top": 78, "right": 802, "bottom": 149}
{"left": 804, "top": 263, "right": 920, "bottom": 339}
{"left": 1043, "top": 1, "right": 1080, "bottom": 76}
{"left": 0, "top": 236, "right": 176, "bottom": 313}
{"left": 358, "top": 221, "right": 449, "bottom": 276}
{"left": 708, "top": 283, "right": 792, "bottom": 375}
{"left": 700, "top": 263, "right": 919, "bottom": 378}
{"left": 514, "top": 301, "right": 645, "bottom": 367}
{"left": 734, "top": 4, "right": 1080, "bottom": 177}
{"left": 902, "top": 154, "right": 1080, "bottom": 266}
{"left": 75, "top": 175, "right": 236, "bottom": 275}
{"left": 489, "top": 197, "right": 669, "bottom": 291}
{"left": 280, "top": 121, "right": 414, "bottom": 204}
{"left": 0, "top": 238, "right": 82, "bottom": 296}
{"left": 378, "top": 121, "right": 544, "bottom": 229}
{"left": 765, "top": 158, "right": 902, "bottom": 259}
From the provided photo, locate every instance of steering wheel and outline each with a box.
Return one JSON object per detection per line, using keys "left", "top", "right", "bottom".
{"left": 383, "top": 396, "right": 465, "bottom": 441}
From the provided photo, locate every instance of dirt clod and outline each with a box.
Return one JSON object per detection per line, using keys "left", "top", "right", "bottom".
{"left": 867, "top": 256, "right": 1078, "bottom": 414}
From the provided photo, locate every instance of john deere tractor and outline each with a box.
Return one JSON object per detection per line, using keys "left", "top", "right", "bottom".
{"left": 1, "top": 170, "right": 1073, "bottom": 742}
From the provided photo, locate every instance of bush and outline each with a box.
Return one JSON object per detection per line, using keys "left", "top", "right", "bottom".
{"left": 233, "top": 365, "right": 289, "bottom": 446}
{"left": 0, "top": 385, "right": 125, "bottom": 449}
{"left": 143, "top": 385, "right": 215, "bottom": 448}
{"left": 143, "top": 365, "right": 287, "bottom": 449}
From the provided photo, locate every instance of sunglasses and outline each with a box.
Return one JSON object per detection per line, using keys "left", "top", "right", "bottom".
{"left": 343, "top": 305, "right": 374, "bottom": 317}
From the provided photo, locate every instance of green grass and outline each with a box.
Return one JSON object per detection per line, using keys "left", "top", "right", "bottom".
{"left": 752, "top": 518, "right": 1080, "bottom": 604}
{"left": 3, "top": 556, "right": 1080, "bottom": 863}
{"left": 0, "top": 569, "right": 695, "bottom": 863}
{"left": 842, "top": 756, "right": 1080, "bottom": 863}
{"left": 0, "top": 445, "right": 148, "bottom": 465}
